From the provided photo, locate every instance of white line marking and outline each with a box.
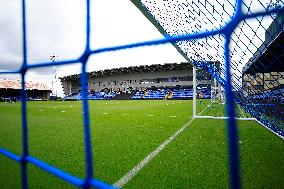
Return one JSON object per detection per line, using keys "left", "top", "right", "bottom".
{"left": 114, "top": 106, "right": 209, "bottom": 188}
{"left": 239, "top": 106, "right": 245, "bottom": 118}
{"left": 255, "top": 119, "right": 284, "bottom": 140}
{"left": 236, "top": 101, "right": 246, "bottom": 118}
{"left": 169, "top": 115, "right": 177, "bottom": 118}
{"left": 194, "top": 115, "right": 255, "bottom": 120}
{"left": 102, "top": 112, "right": 108, "bottom": 115}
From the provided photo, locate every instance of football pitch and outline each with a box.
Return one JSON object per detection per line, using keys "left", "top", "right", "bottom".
{"left": 0, "top": 100, "right": 283, "bottom": 189}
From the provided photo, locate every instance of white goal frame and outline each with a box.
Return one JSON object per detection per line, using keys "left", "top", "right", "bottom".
{"left": 192, "top": 66, "right": 255, "bottom": 120}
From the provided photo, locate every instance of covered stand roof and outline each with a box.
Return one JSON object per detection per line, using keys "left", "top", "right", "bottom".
{"left": 60, "top": 62, "right": 193, "bottom": 80}
{"left": 0, "top": 79, "right": 51, "bottom": 91}
{"left": 243, "top": 13, "right": 284, "bottom": 74}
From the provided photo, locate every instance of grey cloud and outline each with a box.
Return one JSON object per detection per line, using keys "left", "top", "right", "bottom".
{"left": 0, "top": 1, "right": 22, "bottom": 71}
{"left": 0, "top": 0, "right": 85, "bottom": 75}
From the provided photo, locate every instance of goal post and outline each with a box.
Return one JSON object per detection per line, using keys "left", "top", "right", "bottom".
{"left": 192, "top": 65, "right": 255, "bottom": 120}
{"left": 193, "top": 66, "right": 197, "bottom": 117}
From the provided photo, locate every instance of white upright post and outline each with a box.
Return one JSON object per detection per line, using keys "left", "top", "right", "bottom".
{"left": 193, "top": 66, "right": 197, "bottom": 117}
{"left": 69, "top": 80, "right": 72, "bottom": 95}
{"left": 211, "top": 86, "right": 213, "bottom": 103}
{"left": 213, "top": 77, "right": 217, "bottom": 103}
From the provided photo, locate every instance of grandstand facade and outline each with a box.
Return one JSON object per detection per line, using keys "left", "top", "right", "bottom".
{"left": 60, "top": 62, "right": 217, "bottom": 100}
{"left": 242, "top": 12, "right": 284, "bottom": 96}
{"left": 242, "top": 12, "right": 284, "bottom": 95}
{"left": 0, "top": 79, "right": 51, "bottom": 101}
{"left": 241, "top": 12, "right": 284, "bottom": 124}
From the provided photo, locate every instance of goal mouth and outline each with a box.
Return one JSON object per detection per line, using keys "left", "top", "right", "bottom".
{"left": 192, "top": 65, "right": 254, "bottom": 120}
{"left": 130, "top": 0, "right": 284, "bottom": 138}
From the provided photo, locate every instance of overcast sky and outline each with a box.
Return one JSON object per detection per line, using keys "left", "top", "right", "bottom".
{"left": 0, "top": 0, "right": 280, "bottom": 96}
{"left": 0, "top": 0, "right": 188, "bottom": 96}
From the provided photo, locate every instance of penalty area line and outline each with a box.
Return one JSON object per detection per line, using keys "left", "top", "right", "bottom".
{"left": 113, "top": 105, "right": 209, "bottom": 188}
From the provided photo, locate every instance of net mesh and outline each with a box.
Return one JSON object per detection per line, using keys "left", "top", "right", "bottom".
{"left": 0, "top": 0, "right": 283, "bottom": 189}
{"left": 133, "top": 0, "right": 284, "bottom": 136}
{"left": 195, "top": 66, "right": 252, "bottom": 118}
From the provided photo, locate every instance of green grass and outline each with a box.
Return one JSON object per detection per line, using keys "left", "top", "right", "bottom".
{"left": 196, "top": 99, "right": 252, "bottom": 118}
{"left": 0, "top": 100, "right": 283, "bottom": 188}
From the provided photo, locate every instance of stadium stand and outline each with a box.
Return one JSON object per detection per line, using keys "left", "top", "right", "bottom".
{"left": 63, "top": 91, "right": 117, "bottom": 101}
{"left": 61, "top": 62, "right": 215, "bottom": 100}
{"left": 0, "top": 79, "right": 51, "bottom": 101}
{"left": 64, "top": 87, "right": 211, "bottom": 101}
{"left": 141, "top": 89, "right": 168, "bottom": 99}
{"left": 131, "top": 90, "right": 145, "bottom": 99}
{"left": 111, "top": 92, "right": 133, "bottom": 100}
{"left": 131, "top": 87, "right": 211, "bottom": 100}
{"left": 241, "top": 12, "right": 284, "bottom": 126}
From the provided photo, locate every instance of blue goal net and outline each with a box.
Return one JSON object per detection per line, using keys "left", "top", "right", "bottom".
{"left": 0, "top": 0, "right": 283, "bottom": 189}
